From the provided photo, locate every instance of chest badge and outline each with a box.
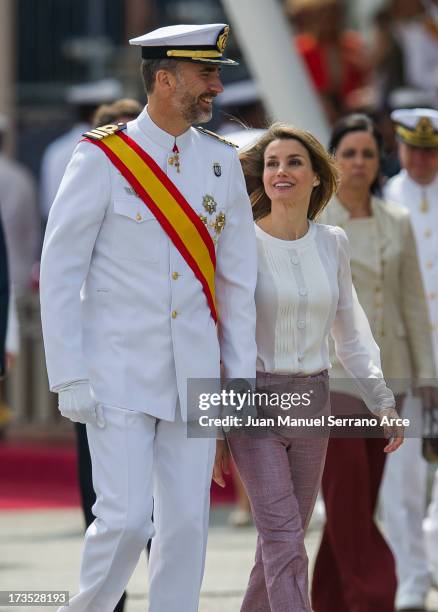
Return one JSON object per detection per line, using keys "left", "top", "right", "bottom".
{"left": 124, "top": 186, "right": 138, "bottom": 197}
{"left": 213, "top": 211, "right": 226, "bottom": 236}
{"left": 203, "top": 194, "right": 217, "bottom": 214}
{"left": 213, "top": 162, "right": 222, "bottom": 177}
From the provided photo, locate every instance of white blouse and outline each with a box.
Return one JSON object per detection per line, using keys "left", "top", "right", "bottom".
{"left": 255, "top": 221, "right": 395, "bottom": 414}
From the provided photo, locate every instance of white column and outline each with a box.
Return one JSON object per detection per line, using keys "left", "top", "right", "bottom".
{"left": 221, "top": 0, "right": 329, "bottom": 144}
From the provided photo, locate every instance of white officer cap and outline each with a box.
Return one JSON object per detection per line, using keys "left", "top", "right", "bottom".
{"left": 66, "top": 78, "right": 123, "bottom": 105}
{"left": 226, "top": 128, "right": 266, "bottom": 149}
{"left": 218, "top": 80, "right": 260, "bottom": 107}
{"left": 129, "top": 23, "right": 238, "bottom": 66}
{"left": 391, "top": 107, "right": 438, "bottom": 148}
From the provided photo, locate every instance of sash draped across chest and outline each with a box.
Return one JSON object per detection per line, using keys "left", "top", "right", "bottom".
{"left": 83, "top": 131, "right": 217, "bottom": 322}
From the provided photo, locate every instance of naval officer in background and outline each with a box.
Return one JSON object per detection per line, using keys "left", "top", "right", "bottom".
{"left": 39, "top": 78, "right": 122, "bottom": 223}
{"left": 383, "top": 107, "right": 438, "bottom": 612}
{"left": 40, "top": 23, "right": 257, "bottom": 612}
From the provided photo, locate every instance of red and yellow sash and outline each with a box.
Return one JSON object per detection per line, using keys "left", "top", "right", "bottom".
{"left": 83, "top": 130, "right": 217, "bottom": 322}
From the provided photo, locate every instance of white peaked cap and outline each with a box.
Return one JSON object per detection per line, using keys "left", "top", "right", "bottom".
{"left": 66, "top": 78, "right": 123, "bottom": 105}
{"left": 391, "top": 107, "right": 438, "bottom": 129}
{"left": 391, "top": 108, "right": 438, "bottom": 148}
{"left": 129, "top": 23, "right": 237, "bottom": 66}
{"left": 218, "top": 80, "right": 260, "bottom": 107}
{"left": 226, "top": 129, "right": 266, "bottom": 149}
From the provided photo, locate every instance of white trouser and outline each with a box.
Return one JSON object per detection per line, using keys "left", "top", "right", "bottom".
{"left": 423, "top": 466, "right": 438, "bottom": 580}
{"left": 60, "top": 404, "right": 215, "bottom": 612}
{"left": 381, "top": 396, "right": 430, "bottom": 608}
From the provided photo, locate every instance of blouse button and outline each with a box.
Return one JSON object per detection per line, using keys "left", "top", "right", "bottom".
{"left": 297, "top": 320, "right": 306, "bottom": 329}
{"left": 299, "top": 287, "right": 307, "bottom": 296}
{"left": 291, "top": 255, "right": 299, "bottom": 265}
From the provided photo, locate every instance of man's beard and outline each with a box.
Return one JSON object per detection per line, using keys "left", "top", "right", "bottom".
{"left": 177, "top": 91, "right": 213, "bottom": 125}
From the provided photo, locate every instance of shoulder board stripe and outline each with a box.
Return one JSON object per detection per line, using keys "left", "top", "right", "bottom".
{"left": 195, "top": 126, "right": 238, "bottom": 148}
{"left": 83, "top": 122, "right": 126, "bottom": 141}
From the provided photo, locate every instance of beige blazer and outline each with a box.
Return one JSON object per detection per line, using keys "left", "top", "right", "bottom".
{"left": 320, "top": 196, "right": 435, "bottom": 392}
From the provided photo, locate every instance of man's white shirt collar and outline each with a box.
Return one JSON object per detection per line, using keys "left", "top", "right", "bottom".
{"left": 134, "top": 106, "right": 193, "bottom": 151}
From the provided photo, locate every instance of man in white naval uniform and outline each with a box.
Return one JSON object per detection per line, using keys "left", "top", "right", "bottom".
{"left": 39, "top": 78, "right": 122, "bottom": 223}
{"left": 40, "top": 24, "right": 257, "bottom": 612}
{"left": 382, "top": 108, "right": 438, "bottom": 612}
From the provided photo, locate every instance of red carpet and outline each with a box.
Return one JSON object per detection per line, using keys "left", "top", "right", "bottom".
{"left": 0, "top": 442, "right": 235, "bottom": 511}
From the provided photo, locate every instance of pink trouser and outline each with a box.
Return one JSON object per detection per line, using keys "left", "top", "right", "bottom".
{"left": 229, "top": 371, "right": 329, "bottom": 612}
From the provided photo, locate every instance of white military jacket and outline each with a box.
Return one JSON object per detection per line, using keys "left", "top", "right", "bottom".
{"left": 385, "top": 170, "right": 438, "bottom": 375}
{"left": 40, "top": 107, "right": 257, "bottom": 420}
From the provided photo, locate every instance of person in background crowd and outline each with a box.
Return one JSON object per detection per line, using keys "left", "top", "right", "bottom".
{"left": 312, "top": 113, "right": 435, "bottom": 612}
{"left": 379, "top": 89, "right": 437, "bottom": 181}
{"left": 40, "top": 23, "right": 257, "bottom": 612}
{"left": 0, "top": 114, "right": 39, "bottom": 301}
{"left": 371, "top": 5, "right": 406, "bottom": 109}
{"left": 217, "top": 79, "right": 267, "bottom": 136}
{"left": 372, "top": 0, "right": 438, "bottom": 104}
{"left": 215, "top": 122, "right": 403, "bottom": 612}
{"left": 382, "top": 107, "right": 438, "bottom": 612}
{"left": 0, "top": 217, "right": 8, "bottom": 381}
{"left": 73, "top": 96, "right": 143, "bottom": 612}
{"left": 391, "top": 0, "right": 438, "bottom": 94}
{"left": 284, "top": 0, "right": 371, "bottom": 122}
{"left": 91, "top": 98, "right": 143, "bottom": 129}
{"left": 0, "top": 113, "right": 39, "bottom": 433}
{"left": 39, "top": 78, "right": 122, "bottom": 223}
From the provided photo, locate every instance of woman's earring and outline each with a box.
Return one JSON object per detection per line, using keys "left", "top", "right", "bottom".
{"left": 313, "top": 178, "right": 320, "bottom": 187}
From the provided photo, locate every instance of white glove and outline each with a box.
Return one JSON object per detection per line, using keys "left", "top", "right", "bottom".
{"left": 58, "top": 380, "right": 105, "bottom": 428}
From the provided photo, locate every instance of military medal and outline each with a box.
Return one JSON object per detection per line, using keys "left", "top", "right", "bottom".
{"left": 213, "top": 211, "right": 226, "bottom": 235}
{"left": 199, "top": 214, "right": 208, "bottom": 225}
{"left": 213, "top": 162, "right": 221, "bottom": 177}
{"left": 169, "top": 141, "right": 181, "bottom": 172}
{"left": 203, "top": 195, "right": 217, "bottom": 214}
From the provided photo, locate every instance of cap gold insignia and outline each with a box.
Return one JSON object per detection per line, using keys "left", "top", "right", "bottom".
{"left": 213, "top": 162, "right": 221, "bottom": 177}
{"left": 203, "top": 195, "right": 217, "bottom": 214}
{"left": 217, "top": 26, "right": 229, "bottom": 53}
{"left": 416, "top": 117, "right": 434, "bottom": 137}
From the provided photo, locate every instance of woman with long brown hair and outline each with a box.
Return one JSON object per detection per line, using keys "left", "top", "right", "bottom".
{"left": 213, "top": 122, "right": 403, "bottom": 612}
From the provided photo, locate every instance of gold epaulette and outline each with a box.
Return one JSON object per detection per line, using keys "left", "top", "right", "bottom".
{"left": 83, "top": 122, "right": 127, "bottom": 141}
{"left": 195, "top": 126, "right": 238, "bottom": 148}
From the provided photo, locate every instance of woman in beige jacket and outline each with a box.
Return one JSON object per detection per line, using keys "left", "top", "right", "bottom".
{"left": 311, "top": 113, "right": 435, "bottom": 612}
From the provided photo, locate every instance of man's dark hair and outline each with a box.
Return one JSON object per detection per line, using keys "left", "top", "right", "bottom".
{"left": 141, "top": 59, "right": 179, "bottom": 95}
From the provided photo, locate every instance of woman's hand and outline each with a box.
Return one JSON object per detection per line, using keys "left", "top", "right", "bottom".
{"left": 379, "top": 407, "right": 404, "bottom": 453}
{"left": 212, "top": 439, "right": 230, "bottom": 488}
